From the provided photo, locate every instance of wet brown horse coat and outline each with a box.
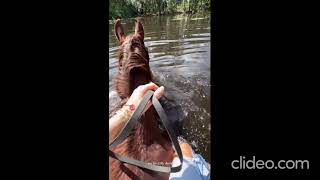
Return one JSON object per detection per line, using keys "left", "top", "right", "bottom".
{"left": 109, "top": 19, "right": 175, "bottom": 180}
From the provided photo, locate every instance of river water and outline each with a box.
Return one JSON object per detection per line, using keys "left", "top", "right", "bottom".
{"left": 108, "top": 14, "right": 211, "bottom": 161}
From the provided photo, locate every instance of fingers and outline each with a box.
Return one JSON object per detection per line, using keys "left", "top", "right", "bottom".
{"left": 138, "top": 82, "right": 164, "bottom": 99}
{"left": 141, "top": 82, "right": 159, "bottom": 92}
{"left": 136, "top": 82, "right": 159, "bottom": 95}
{"left": 154, "top": 86, "right": 164, "bottom": 99}
{"left": 142, "top": 86, "right": 164, "bottom": 114}
{"left": 140, "top": 83, "right": 164, "bottom": 114}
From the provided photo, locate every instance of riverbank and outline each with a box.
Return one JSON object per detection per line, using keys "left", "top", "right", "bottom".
{"left": 109, "top": 10, "right": 210, "bottom": 20}
{"left": 109, "top": 0, "right": 210, "bottom": 20}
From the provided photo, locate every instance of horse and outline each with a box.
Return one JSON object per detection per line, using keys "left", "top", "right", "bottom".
{"left": 109, "top": 19, "right": 184, "bottom": 180}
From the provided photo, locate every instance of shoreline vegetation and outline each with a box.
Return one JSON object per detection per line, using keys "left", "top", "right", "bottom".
{"left": 109, "top": 0, "right": 211, "bottom": 20}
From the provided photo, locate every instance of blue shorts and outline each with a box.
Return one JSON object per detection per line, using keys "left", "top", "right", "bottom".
{"left": 169, "top": 150, "right": 211, "bottom": 180}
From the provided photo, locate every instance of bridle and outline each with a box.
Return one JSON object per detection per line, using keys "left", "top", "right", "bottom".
{"left": 109, "top": 90, "right": 183, "bottom": 173}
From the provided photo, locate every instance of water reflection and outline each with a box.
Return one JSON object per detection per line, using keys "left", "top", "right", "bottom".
{"left": 109, "top": 14, "right": 211, "bottom": 161}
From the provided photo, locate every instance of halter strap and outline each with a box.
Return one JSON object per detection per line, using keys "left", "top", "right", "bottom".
{"left": 109, "top": 90, "right": 183, "bottom": 173}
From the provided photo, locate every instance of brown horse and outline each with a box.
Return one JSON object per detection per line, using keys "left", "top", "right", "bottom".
{"left": 109, "top": 19, "right": 182, "bottom": 180}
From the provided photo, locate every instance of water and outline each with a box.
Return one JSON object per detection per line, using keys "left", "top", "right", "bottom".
{"left": 109, "top": 14, "right": 211, "bottom": 161}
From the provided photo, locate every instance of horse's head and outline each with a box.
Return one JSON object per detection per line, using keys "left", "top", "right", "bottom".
{"left": 114, "top": 19, "right": 152, "bottom": 99}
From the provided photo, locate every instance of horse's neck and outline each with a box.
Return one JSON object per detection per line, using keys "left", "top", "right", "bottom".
{"left": 109, "top": 91, "right": 173, "bottom": 180}
{"left": 109, "top": 111, "right": 170, "bottom": 180}
{"left": 136, "top": 109, "right": 162, "bottom": 145}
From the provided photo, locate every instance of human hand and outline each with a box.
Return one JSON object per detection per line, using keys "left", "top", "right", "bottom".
{"left": 109, "top": 82, "right": 164, "bottom": 145}
{"left": 125, "top": 82, "right": 164, "bottom": 113}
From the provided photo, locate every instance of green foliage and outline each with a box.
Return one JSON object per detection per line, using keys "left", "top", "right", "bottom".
{"left": 167, "top": 0, "right": 178, "bottom": 14}
{"left": 109, "top": 0, "right": 139, "bottom": 19}
{"left": 109, "top": 0, "right": 211, "bottom": 19}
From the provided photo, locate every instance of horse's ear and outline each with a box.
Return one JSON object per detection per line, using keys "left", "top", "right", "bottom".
{"left": 114, "top": 19, "right": 125, "bottom": 44}
{"left": 134, "top": 18, "right": 144, "bottom": 41}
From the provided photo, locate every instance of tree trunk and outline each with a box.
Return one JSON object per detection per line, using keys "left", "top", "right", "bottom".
{"left": 159, "top": 1, "right": 161, "bottom": 15}
{"left": 183, "top": 0, "right": 186, "bottom": 12}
